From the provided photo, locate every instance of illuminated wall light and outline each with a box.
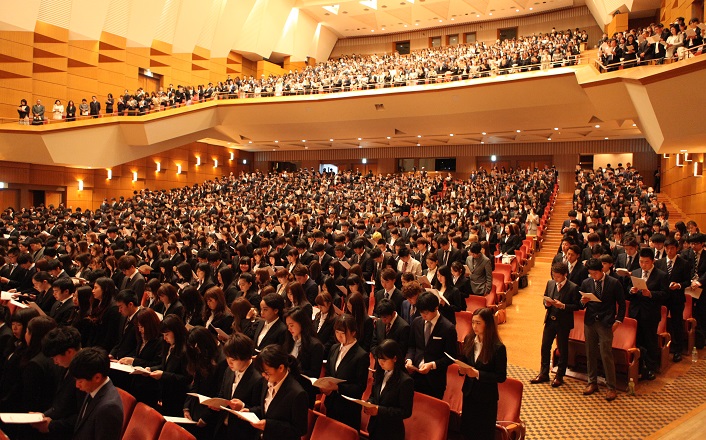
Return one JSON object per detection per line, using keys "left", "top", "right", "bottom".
{"left": 155, "top": 161, "right": 161, "bottom": 172}
{"left": 242, "top": 159, "right": 247, "bottom": 165}
{"left": 0, "top": 182, "right": 6, "bottom": 189}
{"left": 695, "top": 162, "right": 704, "bottom": 177}
{"left": 230, "top": 152, "right": 235, "bottom": 161}
{"left": 106, "top": 169, "right": 112, "bottom": 180}
{"left": 196, "top": 156, "right": 201, "bottom": 166}
{"left": 676, "top": 153, "right": 684, "bottom": 167}
{"left": 663, "top": 154, "right": 670, "bottom": 158}
{"left": 213, "top": 159, "right": 218, "bottom": 168}
{"left": 132, "top": 171, "right": 138, "bottom": 182}
{"left": 491, "top": 155, "right": 497, "bottom": 162}
{"left": 77, "top": 179, "right": 84, "bottom": 191}
{"left": 177, "top": 164, "right": 182, "bottom": 175}
{"left": 362, "top": 158, "right": 368, "bottom": 164}
{"left": 685, "top": 153, "right": 693, "bottom": 162}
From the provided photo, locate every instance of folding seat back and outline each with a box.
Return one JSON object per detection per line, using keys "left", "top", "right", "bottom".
{"left": 465, "top": 295, "right": 487, "bottom": 314}
{"left": 117, "top": 387, "right": 137, "bottom": 436}
{"left": 310, "top": 414, "right": 359, "bottom": 440}
{"left": 157, "top": 422, "right": 196, "bottom": 440}
{"left": 403, "top": 392, "right": 450, "bottom": 440}
{"left": 122, "top": 402, "right": 165, "bottom": 440}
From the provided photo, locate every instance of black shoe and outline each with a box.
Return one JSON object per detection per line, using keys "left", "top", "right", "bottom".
{"left": 530, "top": 374, "right": 550, "bottom": 384}
{"left": 673, "top": 353, "right": 683, "bottom": 363}
{"left": 642, "top": 371, "right": 656, "bottom": 381}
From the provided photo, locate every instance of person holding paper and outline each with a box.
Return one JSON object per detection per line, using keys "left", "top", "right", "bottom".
{"left": 253, "top": 294, "right": 287, "bottom": 351}
{"left": 149, "top": 315, "right": 190, "bottom": 417}
{"left": 203, "top": 287, "right": 234, "bottom": 342}
{"left": 69, "top": 347, "right": 124, "bottom": 440}
{"left": 457, "top": 307, "right": 507, "bottom": 440}
{"left": 405, "top": 292, "right": 457, "bottom": 399}
{"left": 531, "top": 262, "right": 580, "bottom": 387}
{"left": 374, "top": 268, "right": 404, "bottom": 315}
{"left": 86, "top": 277, "right": 121, "bottom": 353}
{"left": 435, "top": 265, "right": 466, "bottom": 325}
{"left": 579, "top": 258, "right": 625, "bottom": 401}
{"left": 654, "top": 237, "right": 692, "bottom": 362}
{"left": 282, "top": 306, "right": 323, "bottom": 408}
{"left": 321, "top": 314, "right": 369, "bottom": 431}
{"left": 19, "top": 316, "right": 59, "bottom": 415}
{"left": 371, "top": 299, "right": 410, "bottom": 359}
{"left": 628, "top": 248, "right": 669, "bottom": 380}
{"left": 467, "top": 243, "right": 493, "bottom": 296}
{"left": 212, "top": 333, "right": 264, "bottom": 440}
{"left": 248, "top": 344, "right": 308, "bottom": 440}
{"left": 118, "top": 308, "right": 164, "bottom": 407}
{"left": 365, "top": 339, "right": 414, "bottom": 440}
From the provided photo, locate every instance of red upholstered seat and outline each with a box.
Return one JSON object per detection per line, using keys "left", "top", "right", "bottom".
{"left": 117, "top": 387, "right": 137, "bottom": 436}
{"left": 403, "top": 392, "right": 450, "bottom": 440}
{"left": 157, "top": 422, "right": 196, "bottom": 440}
{"left": 496, "top": 378, "right": 526, "bottom": 440}
{"left": 465, "top": 295, "right": 487, "bottom": 314}
{"left": 310, "top": 414, "right": 359, "bottom": 440}
{"left": 455, "top": 311, "right": 473, "bottom": 349}
{"left": 122, "top": 402, "right": 165, "bottom": 440}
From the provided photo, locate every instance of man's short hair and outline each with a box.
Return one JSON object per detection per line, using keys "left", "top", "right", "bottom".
{"left": 650, "top": 233, "right": 666, "bottom": 244}
{"left": 118, "top": 255, "right": 137, "bottom": 270}
{"left": 376, "top": 298, "right": 395, "bottom": 317}
{"left": 551, "top": 262, "right": 569, "bottom": 276}
{"left": 402, "top": 281, "right": 423, "bottom": 299}
{"left": 470, "top": 242, "right": 482, "bottom": 254}
{"left": 416, "top": 292, "right": 440, "bottom": 313}
{"left": 397, "top": 247, "right": 410, "bottom": 258}
{"left": 292, "top": 265, "right": 309, "bottom": 277}
{"left": 380, "top": 268, "right": 397, "bottom": 282}
{"left": 567, "top": 245, "right": 581, "bottom": 256}
{"left": 43, "top": 326, "right": 82, "bottom": 357}
{"left": 223, "top": 332, "right": 255, "bottom": 361}
{"left": 585, "top": 258, "right": 602, "bottom": 271}
{"left": 114, "top": 289, "right": 138, "bottom": 307}
{"left": 639, "top": 248, "right": 655, "bottom": 260}
{"left": 69, "top": 347, "right": 110, "bottom": 380}
{"left": 52, "top": 276, "right": 75, "bottom": 294}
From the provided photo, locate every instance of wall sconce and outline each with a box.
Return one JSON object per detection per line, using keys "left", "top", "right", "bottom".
{"left": 491, "top": 155, "right": 497, "bottom": 162}
{"left": 362, "top": 158, "right": 368, "bottom": 164}
{"left": 695, "top": 162, "right": 704, "bottom": 177}
{"left": 242, "top": 159, "right": 247, "bottom": 165}
{"left": 0, "top": 182, "right": 7, "bottom": 189}
{"left": 662, "top": 154, "right": 670, "bottom": 159}
{"left": 156, "top": 162, "right": 161, "bottom": 172}
{"left": 78, "top": 180, "right": 84, "bottom": 191}
{"left": 107, "top": 169, "right": 112, "bottom": 180}
{"left": 176, "top": 164, "right": 182, "bottom": 175}
{"left": 132, "top": 171, "right": 138, "bottom": 182}
{"left": 676, "top": 154, "right": 684, "bottom": 167}
{"left": 213, "top": 159, "right": 218, "bottom": 168}
{"left": 685, "top": 153, "right": 693, "bottom": 162}
{"left": 196, "top": 156, "right": 201, "bottom": 166}
{"left": 230, "top": 152, "right": 235, "bottom": 161}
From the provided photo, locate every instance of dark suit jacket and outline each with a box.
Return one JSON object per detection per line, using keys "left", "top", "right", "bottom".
{"left": 50, "top": 298, "right": 76, "bottom": 327}
{"left": 467, "top": 254, "right": 493, "bottom": 296}
{"left": 499, "top": 235, "right": 521, "bottom": 255}
{"left": 253, "top": 319, "right": 288, "bottom": 350}
{"left": 399, "top": 300, "right": 420, "bottom": 325}
{"left": 295, "top": 336, "right": 325, "bottom": 408}
{"left": 110, "top": 314, "right": 138, "bottom": 360}
{"left": 655, "top": 255, "right": 691, "bottom": 305}
{"left": 405, "top": 314, "right": 457, "bottom": 390}
{"left": 45, "top": 368, "right": 84, "bottom": 440}
{"left": 580, "top": 275, "right": 626, "bottom": 326}
{"left": 458, "top": 340, "right": 507, "bottom": 403}
{"left": 214, "top": 363, "right": 264, "bottom": 440}
{"left": 120, "top": 272, "right": 146, "bottom": 299}
{"left": 628, "top": 267, "right": 669, "bottom": 324}
{"left": 437, "top": 248, "right": 462, "bottom": 266}
{"left": 371, "top": 314, "right": 410, "bottom": 355}
{"left": 543, "top": 280, "right": 581, "bottom": 329}
{"left": 72, "top": 380, "right": 124, "bottom": 440}
{"left": 302, "top": 278, "right": 319, "bottom": 306}
{"left": 325, "top": 342, "right": 369, "bottom": 431}
{"left": 131, "top": 337, "right": 164, "bottom": 368}
{"left": 567, "top": 260, "right": 589, "bottom": 286}
{"left": 439, "top": 286, "right": 466, "bottom": 324}
{"left": 314, "top": 313, "right": 336, "bottom": 357}
{"left": 374, "top": 288, "right": 404, "bottom": 315}
{"left": 163, "top": 301, "right": 186, "bottom": 321}
{"left": 251, "top": 373, "right": 308, "bottom": 440}
{"left": 452, "top": 275, "right": 472, "bottom": 298}
{"left": 367, "top": 369, "right": 415, "bottom": 440}
{"left": 22, "top": 352, "right": 60, "bottom": 412}
{"left": 157, "top": 346, "right": 190, "bottom": 417}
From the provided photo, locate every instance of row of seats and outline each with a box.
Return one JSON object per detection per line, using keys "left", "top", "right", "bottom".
{"left": 118, "top": 389, "right": 195, "bottom": 440}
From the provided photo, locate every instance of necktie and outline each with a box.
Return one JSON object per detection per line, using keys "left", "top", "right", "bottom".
{"left": 694, "top": 253, "right": 701, "bottom": 280}
{"left": 385, "top": 322, "right": 392, "bottom": 335}
{"left": 264, "top": 383, "right": 275, "bottom": 413}
{"left": 8, "top": 264, "right": 16, "bottom": 276}
{"left": 410, "top": 304, "right": 416, "bottom": 317}
{"left": 595, "top": 280, "right": 603, "bottom": 299}
{"left": 424, "top": 320, "right": 432, "bottom": 345}
{"left": 444, "top": 251, "right": 449, "bottom": 265}
{"left": 667, "top": 259, "right": 673, "bottom": 276}
{"left": 627, "top": 255, "right": 633, "bottom": 269}
{"left": 402, "top": 261, "right": 408, "bottom": 273}
{"left": 643, "top": 271, "right": 649, "bottom": 281}
{"left": 78, "top": 394, "right": 93, "bottom": 423}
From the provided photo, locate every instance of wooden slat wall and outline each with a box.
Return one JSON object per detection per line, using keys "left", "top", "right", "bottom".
{"left": 661, "top": 153, "right": 706, "bottom": 227}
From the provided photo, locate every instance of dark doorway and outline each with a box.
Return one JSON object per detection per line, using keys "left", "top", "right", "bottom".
{"left": 395, "top": 41, "right": 411, "bottom": 55}
{"left": 498, "top": 27, "right": 518, "bottom": 41}
{"left": 31, "top": 190, "right": 45, "bottom": 207}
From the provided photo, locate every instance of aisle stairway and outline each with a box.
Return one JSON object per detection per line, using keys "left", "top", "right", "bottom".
{"left": 535, "top": 193, "right": 574, "bottom": 264}
{"left": 657, "top": 193, "right": 688, "bottom": 226}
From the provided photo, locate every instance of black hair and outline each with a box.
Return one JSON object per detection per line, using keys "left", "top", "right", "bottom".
{"left": 69, "top": 347, "right": 110, "bottom": 380}
{"left": 223, "top": 332, "right": 255, "bottom": 361}
{"left": 253, "top": 344, "right": 300, "bottom": 377}
{"left": 416, "top": 291, "right": 440, "bottom": 313}
{"left": 375, "top": 298, "right": 396, "bottom": 317}
{"left": 42, "top": 326, "right": 82, "bottom": 357}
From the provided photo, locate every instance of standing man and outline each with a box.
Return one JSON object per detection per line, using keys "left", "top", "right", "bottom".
{"left": 628, "top": 248, "right": 669, "bottom": 380}
{"left": 466, "top": 242, "right": 493, "bottom": 296}
{"left": 89, "top": 96, "right": 101, "bottom": 118}
{"left": 531, "top": 262, "right": 581, "bottom": 387}
{"left": 655, "top": 237, "right": 691, "bottom": 362}
{"left": 580, "top": 258, "right": 626, "bottom": 401}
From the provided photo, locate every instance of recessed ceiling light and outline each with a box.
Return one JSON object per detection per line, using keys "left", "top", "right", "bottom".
{"left": 371, "top": 30, "right": 375, "bottom": 32}
{"left": 481, "top": 132, "right": 486, "bottom": 135}
{"left": 358, "top": 145, "right": 363, "bottom": 148}
{"left": 516, "top": 130, "right": 521, "bottom": 133}
{"left": 404, "top": 24, "right": 407, "bottom": 27}
{"left": 304, "top": 146, "right": 308, "bottom": 149}
{"left": 529, "top": 7, "right": 533, "bottom": 10}
{"left": 594, "top": 124, "right": 600, "bottom": 128}
{"left": 547, "top": 137, "right": 552, "bottom": 140}
{"left": 417, "top": 135, "right": 422, "bottom": 138}
{"left": 438, "top": 19, "right": 442, "bottom": 22}
{"left": 449, "top": 134, "right": 454, "bottom": 136}
{"left": 605, "top": 137, "right": 609, "bottom": 140}
{"left": 476, "top": 14, "right": 480, "bottom": 17}
{"left": 415, "top": 23, "right": 418, "bottom": 26}
{"left": 489, "top": 13, "right": 492, "bottom": 16}
{"left": 417, "top": 143, "right": 420, "bottom": 146}
{"left": 386, "top": 136, "right": 391, "bottom": 139}
{"left": 516, "top": 9, "right": 519, "bottom": 12}
{"left": 554, "top": 127, "right": 559, "bottom": 130}
{"left": 632, "top": 123, "right": 636, "bottom": 127}
{"left": 481, "top": 141, "right": 485, "bottom": 144}
{"left": 330, "top": 138, "right": 334, "bottom": 142}
{"left": 274, "top": 140, "right": 278, "bottom": 143}
{"left": 302, "top": 139, "right": 306, "bottom": 142}
{"left": 248, "top": 141, "right": 252, "bottom": 143}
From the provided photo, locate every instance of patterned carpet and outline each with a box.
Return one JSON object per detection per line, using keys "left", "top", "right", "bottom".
{"left": 509, "top": 359, "right": 706, "bottom": 440}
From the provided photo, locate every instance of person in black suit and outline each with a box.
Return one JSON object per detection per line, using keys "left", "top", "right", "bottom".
{"left": 435, "top": 265, "right": 466, "bottom": 324}
{"left": 371, "top": 299, "right": 410, "bottom": 359}
{"left": 50, "top": 277, "right": 77, "bottom": 327}
{"left": 655, "top": 237, "right": 692, "bottom": 362}
{"left": 0, "top": 248, "right": 26, "bottom": 291}
{"left": 628, "top": 248, "right": 669, "bottom": 380}
{"left": 248, "top": 344, "right": 308, "bottom": 440}
{"left": 283, "top": 306, "right": 324, "bottom": 408}
{"left": 365, "top": 339, "right": 414, "bottom": 440}
{"left": 313, "top": 292, "right": 337, "bottom": 358}
{"left": 319, "top": 314, "right": 369, "bottom": 431}
{"left": 69, "top": 347, "right": 124, "bottom": 440}
{"left": 349, "top": 239, "right": 373, "bottom": 280}
{"left": 405, "top": 292, "right": 458, "bottom": 399}
{"left": 580, "top": 258, "right": 626, "bottom": 402}
{"left": 213, "top": 333, "right": 264, "bottom": 440}
{"left": 374, "top": 268, "right": 405, "bottom": 315}
{"left": 566, "top": 244, "right": 589, "bottom": 286}
{"left": 457, "top": 307, "right": 507, "bottom": 440}
{"left": 87, "top": 277, "right": 121, "bottom": 353}
{"left": 148, "top": 315, "right": 190, "bottom": 417}
{"left": 89, "top": 96, "right": 101, "bottom": 118}
{"left": 292, "top": 265, "right": 319, "bottom": 306}
{"left": 0, "top": 306, "right": 12, "bottom": 374}
{"left": 158, "top": 283, "right": 185, "bottom": 322}
{"left": 203, "top": 287, "right": 234, "bottom": 342}
{"left": 21, "top": 316, "right": 60, "bottom": 413}
{"left": 253, "top": 294, "right": 288, "bottom": 350}
{"left": 400, "top": 281, "right": 423, "bottom": 325}
{"left": 195, "top": 262, "right": 217, "bottom": 297}
{"left": 12, "top": 253, "right": 36, "bottom": 293}
{"left": 499, "top": 224, "right": 522, "bottom": 255}
{"left": 614, "top": 238, "right": 641, "bottom": 291}
{"left": 28, "top": 271, "right": 57, "bottom": 316}
{"left": 110, "top": 290, "right": 140, "bottom": 361}
{"left": 345, "top": 292, "right": 374, "bottom": 352}
{"left": 118, "top": 255, "right": 146, "bottom": 300}
{"left": 450, "top": 261, "right": 472, "bottom": 298}
{"left": 33, "top": 326, "right": 84, "bottom": 440}
{"left": 530, "top": 262, "right": 581, "bottom": 387}
{"left": 437, "top": 236, "right": 462, "bottom": 266}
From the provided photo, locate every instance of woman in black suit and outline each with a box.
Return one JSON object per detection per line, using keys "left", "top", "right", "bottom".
{"left": 421, "top": 253, "right": 441, "bottom": 289}
{"left": 179, "top": 286, "right": 205, "bottom": 329}
{"left": 451, "top": 261, "right": 473, "bottom": 298}
{"left": 319, "top": 314, "right": 369, "bottom": 431}
{"left": 144, "top": 278, "right": 166, "bottom": 314}
{"left": 346, "top": 292, "right": 373, "bottom": 352}
{"left": 457, "top": 307, "right": 507, "bottom": 440}
{"left": 285, "top": 281, "right": 313, "bottom": 318}
{"left": 283, "top": 306, "right": 324, "bottom": 408}
{"left": 149, "top": 315, "right": 191, "bottom": 416}
{"left": 499, "top": 224, "right": 521, "bottom": 255}
{"left": 20, "top": 315, "right": 59, "bottom": 413}
{"left": 118, "top": 308, "right": 164, "bottom": 408}
{"left": 88, "top": 277, "right": 121, "bottom": 352}
{"left": 436, "top": 265, "right": 466, "bottom": 324}
{"left": 158, "top": 283, "right": 185, "bottom": 321}
{"left": 195, "top": 263, "right": 216, "bottom": 297}
{"left": 203, "top": 287, "right": 234, "bottom": 343}
{"left": 249, "top": 344, "right": 309, "bottom": 440}
{"left": 313, "top": 292, "right": 337, "bottom": 358}
{"left": 365, "top": 339, "right": 414, "bottom": 440}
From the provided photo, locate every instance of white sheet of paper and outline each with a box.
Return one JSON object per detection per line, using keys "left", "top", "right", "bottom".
{"left": 1, "top": 291, "right": 16, "bottom": 301}
{"left": 339, "top": 261, "right": 351, "bottom": 270}
{"left": 445, "top": 352, "right": 472, "bottom": 369}
{"left": 110, "top": 362, "right": 135, "bottom": 374}
{"left": 630, "top": 276, "right": 649, "bottom": 291}
{"left": 579, "top": 291, "right": 602, "bottom": 302}
{"left": 0, "top": 413, "right": 45, "bottom": 424}
{"left": 686, "top": 286, "right": 703, "bottom": 299}
{"left": 301, "top": 375, "right": 346, "bottom": 388}
{"left": 615, "top": 268, "right": 631, "bottom": 277}
{"left": 220, "top": 407, "right": 260, "bottom": 423}
{"left": 417, "top": 275, "right": 432, "bottom": 287}
{"left": 186, "top": 393, "right": 231, "bottom": 408}
{"left": 341, "top": 395, "right": 376, "bottom": 408}
{"left": 164, "top": 416, "right": 196, "bottom": 424}
{"left": 10, "top": 299, "right": 28, "bottom": 309}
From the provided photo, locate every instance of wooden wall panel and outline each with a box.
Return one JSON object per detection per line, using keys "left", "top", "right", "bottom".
{"left": 661, "top": 153, "right": 705, "bottom": 226}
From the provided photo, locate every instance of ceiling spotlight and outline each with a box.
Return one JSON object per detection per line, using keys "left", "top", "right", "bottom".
{"left": 438, "top": 19, "right": 442, "bottom": 22}
{"left": 417, "top": 135, "right": 422, "bottom": 138}
{"left": 632, "top": 123, "right": 636, "bottom": 127}
{"left": 386, "top": 136, "right": 391, "bottom": 139}
{"left": 516, "top": 130, "right": 521, "bottom": 133}
{"left": 481, "top": 141, "right": 484, "bottom": 144}
{"left": 476, "top": 14, "right": 480, "bottom": 17}
{"left": 371, "top": 30, "right": 375, "bottom": 32}
{"left": 382, "top": 27, "right": 385, "bottom": 30}
{"left": 302, "top": 139, "right": 306, "bottom": 142}
{"left": 515, "top": 9, "right": 519, "bottom": 12}
{"left": 358, "top": 145, "right": 363, "bottom": 148}
{"left": 358, "top": 137, "right": 362, "bottom": 140}
{"left": 529, "top": 7, "right": 533, "bottom": 10}
{"left": 274, "top": 140, "right": 279, "bottom": 143}
{"left": 547, "top": 138, "right": 552, "bottom": 141}
{"left": 594, "top": 124, "right": 600, "bottom": 128}
{"left": 449, "top": 134, "right": 454, "bottom": 137}
{"left": 554, "top": 127, "right": 559, "bottom": 130}
{"left": 330, "top": 138, "right": 334, "bottom": 142}
{"left": 415, "top": 23, "right": 418, "bottom": 26}
{"left": 248, "top": 141, "right": 252, "bottom": 144}
{"left": 489, "top": 13, "right": 492, "bottom": 16}
{"left": 604, "top": 137, "right": 609, "bottom": 140}
{"left": 417, "top": 143, "right": 420, "bottom": 146}
{"left": 481, "top": 132, "right": 486, "bottom": 135}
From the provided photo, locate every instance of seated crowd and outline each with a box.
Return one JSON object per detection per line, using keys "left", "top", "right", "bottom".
{"left": 597, "top": 17, "right": 704, "bottom": 71}
{"left": 0, "top": 166, "right": 556, "bottom": 440}
{"left": 16, "top": 25, "right": 588, "bottom": 124}
{"left": 530, "top": 162, "right": 704, "bottom": 402}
